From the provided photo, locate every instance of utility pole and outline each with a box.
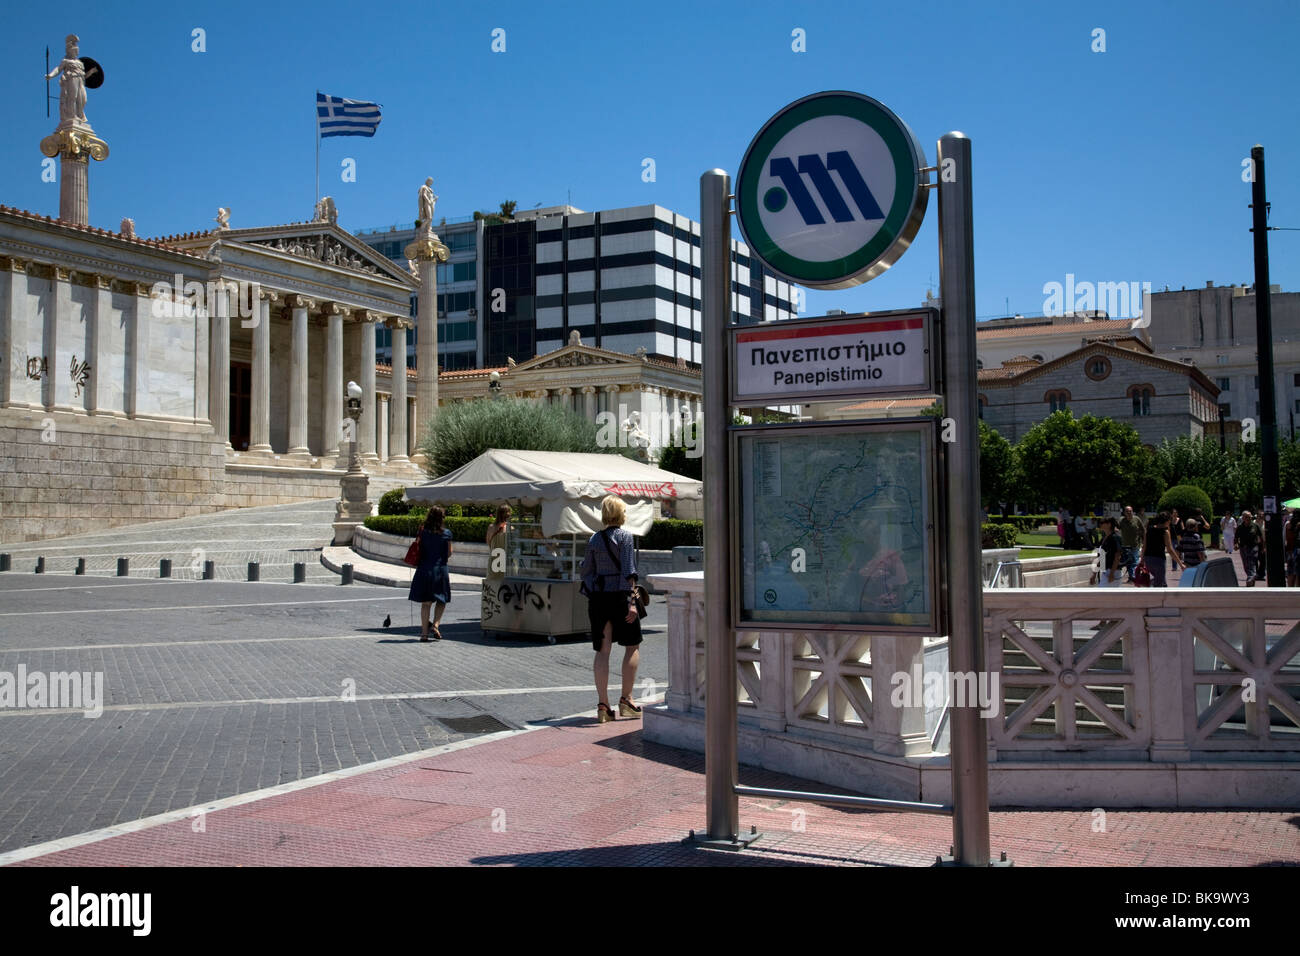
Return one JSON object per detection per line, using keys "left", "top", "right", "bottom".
{"left": 1249, "top": 144, "right": 1283, "bottom": 587}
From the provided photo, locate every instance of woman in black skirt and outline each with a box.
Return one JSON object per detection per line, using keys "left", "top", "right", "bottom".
{"left": 579, "top": 495, "right": 642, "bottom": 723}
{"left": 409, "top": 506, "right": 453, "bottom": 641}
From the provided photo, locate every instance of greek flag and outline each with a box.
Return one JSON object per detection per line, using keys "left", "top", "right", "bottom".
{"left": 316, "top": 92, "right": 382, "bottom": 138}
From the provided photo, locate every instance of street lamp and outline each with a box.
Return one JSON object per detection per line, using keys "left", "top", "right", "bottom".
{"left": 333, "top": 380, "right": 371, "bottom": 545}
{"left": 488, "top": 370, "right": 502, "bottom": 399}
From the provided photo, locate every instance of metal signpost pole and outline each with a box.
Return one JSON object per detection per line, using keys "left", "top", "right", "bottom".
{"left": 937, "top": 132, "right": 992, "bottom": 866}
{"left": 701, "top": 169, "right": 742, "bottom": 845}
{"left": 1250, "top": 145, "right": 1283, "bottom": 587}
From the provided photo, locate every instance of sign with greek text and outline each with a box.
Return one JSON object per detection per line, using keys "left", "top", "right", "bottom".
{"left": 730, "top": 309, "right": 935, "bottom": 405}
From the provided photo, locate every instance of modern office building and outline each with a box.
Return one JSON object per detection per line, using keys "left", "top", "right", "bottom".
{"left": 358, "top": 202, "right": 799, "bottom": 372}
{"left": 355, "top": 217, "right": 482, "bottom": 372}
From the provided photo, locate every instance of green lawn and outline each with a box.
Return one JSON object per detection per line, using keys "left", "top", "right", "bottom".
{"left": 1017, "top": 532, "right": 1064, "bottom": 548}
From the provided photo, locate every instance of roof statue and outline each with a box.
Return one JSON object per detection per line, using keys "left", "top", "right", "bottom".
{"left": 46, "top": 35, "right": 87, "bottom": 129}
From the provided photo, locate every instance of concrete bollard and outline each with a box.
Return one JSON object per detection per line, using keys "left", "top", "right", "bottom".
{"left": 75, "top": 558, "right": 86, "bottom": 575}
{"left": 117, "top": 558, "right": 129, "bottom": 577}
{"left": 293, "top": 562, "right": 306, "bottom": 583}
{"left": 35, "top": 556, "right": 45, "bottom": 574}
{"left": 202, "top": 560, "right": 215, "bottom": 580}
{"left": 0, "top": 553, "right": 10, "bottom": 572}
{"left": 247, "top": 561, "right": 260, "bottom": 582}
{"left": 160, "top": 558, "right": 172, "bottom": 578}
{"left": 340, "top": 563, "right": 354, "bottom": 585}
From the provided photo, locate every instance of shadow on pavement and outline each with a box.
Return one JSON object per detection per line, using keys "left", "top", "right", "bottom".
{"left": 469, "top": 840, "right": 827, "bottom": 867}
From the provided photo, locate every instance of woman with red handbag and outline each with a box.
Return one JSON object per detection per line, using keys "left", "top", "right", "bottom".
{"left": 407, "top": 507, "right": 453, "bottom": 641}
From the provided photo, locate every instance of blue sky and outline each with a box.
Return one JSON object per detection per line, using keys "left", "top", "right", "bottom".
{"left": 4, "top": 0, "right": 1297, "bottom": 321}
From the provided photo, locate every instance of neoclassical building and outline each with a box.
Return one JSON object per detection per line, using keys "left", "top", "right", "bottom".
{"left": 0, "top": 201, "right": 423, "bottom": 543}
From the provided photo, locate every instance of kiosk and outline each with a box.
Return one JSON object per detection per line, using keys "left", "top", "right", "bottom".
{"left": 405, "top": 449, "right": 701, "bottom": 643}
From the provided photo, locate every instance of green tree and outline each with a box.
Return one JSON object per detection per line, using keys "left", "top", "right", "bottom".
{"left": 979, "top": 421, "right": 1019, "bottom": 514}
{"left": 656, "top": 421, "right": 702, "bottom": 480}
{"left": 498, "top": 200, "right": 517, "bottom": 219}
{"left": 417, "top": 397, "right": 614, "bottom": 478}
{"left": 1017, "top": 410, "right": 1165, "bottom": 512}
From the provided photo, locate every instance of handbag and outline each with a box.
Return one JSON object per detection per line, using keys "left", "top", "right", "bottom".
{"left": 1132, "top": 562, "right": 1151, "bottom": 587}
{"left": 599, "top": 529, "right": 648, "bottom": 619}
{"left": 403, "top": 533, "right": 421, "bottom": 567}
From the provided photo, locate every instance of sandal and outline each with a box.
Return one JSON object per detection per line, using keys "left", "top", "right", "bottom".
{"left": 432, "top": 625, "right": 442, "bottom": 641}
{"left": 419, "top": 632, "right": 431, "bottom": 643}
{"left": 618, "top": 696, "right": 642, "bottom": 718}
{"left": 597, "top": 702, "right": 616, "bottom": 723}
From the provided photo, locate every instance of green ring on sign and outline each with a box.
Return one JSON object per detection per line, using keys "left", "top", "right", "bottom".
{"left": 736, "top": 92, "right": 924, "bottom": 288}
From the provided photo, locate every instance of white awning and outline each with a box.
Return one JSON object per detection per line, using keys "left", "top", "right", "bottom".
{"left": 405, "top": 449, "right": 701, "bottom": 536}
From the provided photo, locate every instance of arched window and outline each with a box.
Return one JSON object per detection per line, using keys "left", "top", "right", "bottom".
{"left": 1044, "top": 389, "right": 1071, "bottom": 413}
{"left": 976, "top": 358, "right": 984, "bottom": 370}
{"left": 1085, "top": 355, "right": 1112, "bottom": 381}
{"left": 977, "top": 393, "right": 988, "bottom": 419}
{"left": 1128, "top": 384, "right": 1155, "bottom": 417}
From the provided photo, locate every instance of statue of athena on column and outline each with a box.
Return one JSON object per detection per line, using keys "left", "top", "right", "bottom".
{"left": 46, "top": 35, "right": 88, "bottom": 129}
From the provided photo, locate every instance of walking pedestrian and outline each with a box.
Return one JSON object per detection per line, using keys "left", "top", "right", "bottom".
{"left": 1177, "top": 519, "right": 1207, "bottom": 569}
{"left": 1096, "top": 517, "right": 1123, "bottom": 587}
{"left": 1142, "top": 512, "right": 1185, "bottom": 588}
{"left": 1118, "top": 505, "right": 1145, "bottom": 582}
{"left": 1236, "top": 510, "right": 1261, "bottom": 586}
{"left": 1285, "top": 509, "right": 1299, "bottom": 588}
{"left": 579, "top": 496, "right": 642, "bottom": 723}
{"left": 1221, "top": 511, "right": 1237, "bottom": 554}
{"left": 408, "top": 506, "right": 453, "bottom": 641}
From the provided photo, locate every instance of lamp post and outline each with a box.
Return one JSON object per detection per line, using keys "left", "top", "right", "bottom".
{"left": 488, "top": 370, "right": 502, "bottom": 399}
{"left": 333, "top": 380, "right": 373, "bottom": 546}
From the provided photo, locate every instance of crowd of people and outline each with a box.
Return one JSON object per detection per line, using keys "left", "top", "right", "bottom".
{"left": 1067, "top": 505, "right": 1300, "bottom": 588}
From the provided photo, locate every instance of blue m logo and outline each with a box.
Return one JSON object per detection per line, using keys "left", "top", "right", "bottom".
{"left": 766, "top": 152, "right": 886, "bottom": 225}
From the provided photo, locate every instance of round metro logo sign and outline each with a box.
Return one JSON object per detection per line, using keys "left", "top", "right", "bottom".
{"left": 736, "top": 91, "right": 928, "bottom": 289}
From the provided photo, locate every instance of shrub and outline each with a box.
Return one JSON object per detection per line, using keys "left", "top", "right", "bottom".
{"left": 418, "top": 398, "right": 615, "bottom": 478}
{"left": 640, "top": 519, "right": 703, "bottom": 550}
{"left": 377, "top": 489, "right": 410, "bottom": 516}
{"left": 364, "top": 515, "right": 493, "bottom": 542}
{"left": 981, "top": 523, "right": 1020, "bottom": 549}
{"left": 1157, "top": 484, "right": 1214, "bottom": 524}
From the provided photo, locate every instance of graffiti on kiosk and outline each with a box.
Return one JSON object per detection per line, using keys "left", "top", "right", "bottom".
{"left": 497, "top": 581, "right": 551, "bottom": 612}
{"left": 602, "top": 482, "right": 677, "bottom": 499}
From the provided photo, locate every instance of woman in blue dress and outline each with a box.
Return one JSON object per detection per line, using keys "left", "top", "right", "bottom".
{"left": 409, "top": 506, "right": 453, "bottom": 641}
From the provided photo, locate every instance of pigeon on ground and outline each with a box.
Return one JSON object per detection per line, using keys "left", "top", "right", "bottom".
{"left": 383, "top": 614, "right": 391, "bottom": 628}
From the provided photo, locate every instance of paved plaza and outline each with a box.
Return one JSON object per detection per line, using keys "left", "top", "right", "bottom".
{"left": 0, "top": 504, "right": 669, "bottom": 856}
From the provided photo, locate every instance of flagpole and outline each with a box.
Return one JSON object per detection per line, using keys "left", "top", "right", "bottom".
{"left": 314, "top": 90, "right": 320, "bottom": 208}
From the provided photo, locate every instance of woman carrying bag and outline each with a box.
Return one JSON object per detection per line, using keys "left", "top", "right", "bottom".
{"left": 407, "top": 506, "right": 453, "bottom": 641}
{"left": 579, "top": 495, "right": 644, "bottom": 723}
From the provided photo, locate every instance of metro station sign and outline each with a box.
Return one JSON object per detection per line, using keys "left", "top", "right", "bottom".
{"left": 736, "top": 91, "right": 928, "bottom": 289}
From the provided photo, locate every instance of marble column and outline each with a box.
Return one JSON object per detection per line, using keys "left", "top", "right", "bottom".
{"left": 208, "top": 282, "right": 230, "bottom": 446}
{"left": 128, "top": 281, "right": 149, "bottom": 419}
{"left": 359, "top": 313, "right": 378, "bottom": 462}
{"left": 3, "top": 258, "right": 30, "bottom": 408}
{"left": 404, "top": 226, "right": 448, "bottom": 461}
{"left": 249, "top": 290, "right": 275, "bottom": 453}
{"left": 603, "top": 384, "right": 620, "bottom": 418}
{"left": 47, "top": 267, "right": 70, "bottom": 411}
{"left": 581, "top": 385, "right": 597, "bottom": 423}
{"left": 287, "top": 295, "right": 315, "bottom": 458}
{"left": 388, "top": 319, "right": 409, "bottom": 462}
{"left": 86, "top": 275, "right": 112, "bottom": 414}
{"left": 377, "top": 394, "right": 390, "bottom": 462}
{"left": 557, "top": 386, "right": 573, "bottom": 413}
{"left": 322, "top": 304, "right": 346, "bottom": 460}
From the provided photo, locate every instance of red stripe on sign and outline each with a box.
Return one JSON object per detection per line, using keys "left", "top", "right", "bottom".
{"left": 736, "top": 318, "right": 923, "bottom": 342}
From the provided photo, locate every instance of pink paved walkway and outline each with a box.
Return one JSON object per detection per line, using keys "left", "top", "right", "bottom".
{"left": 12, "top": 716, "right": 1300, "bottom": 867}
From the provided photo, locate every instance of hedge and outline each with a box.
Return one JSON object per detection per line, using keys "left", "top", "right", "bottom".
{"left": 364, "top": 515, "right": 493, "bottom": 542}
{"left": 639, "top": 519, "right": 703, "bottom": 550}
{"left": 981, "top": 523, "right": 1020, "bottom": 549}
{"left": 1156, "top": 484, "right": 1215, "bottom": 525}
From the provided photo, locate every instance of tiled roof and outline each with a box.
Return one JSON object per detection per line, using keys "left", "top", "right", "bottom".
{"left": 975, "top": 319, "right": 1135, "bottom": 339}
{"left": 0, "top": 204, "right": 205, "bottom": 258}
{"left": 835, "top": 397, "right": 935, "bottom": 412}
